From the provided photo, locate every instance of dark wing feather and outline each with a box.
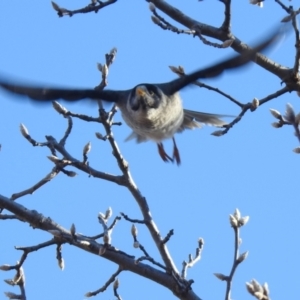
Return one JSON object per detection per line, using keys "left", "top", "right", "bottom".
{"left": 0, "top": 80, "right": 130, "bottom": 103}
{"left": 157, "top": 27, "right": 284, "bottom": 95}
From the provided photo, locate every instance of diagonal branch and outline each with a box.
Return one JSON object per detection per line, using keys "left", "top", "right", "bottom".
{"left": 51, "top": 0, "right": 118, "bottom": 17}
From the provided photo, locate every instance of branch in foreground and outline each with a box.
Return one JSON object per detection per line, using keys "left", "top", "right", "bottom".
{"left": 0, "top": 194, "right": 202, "bottom": 300}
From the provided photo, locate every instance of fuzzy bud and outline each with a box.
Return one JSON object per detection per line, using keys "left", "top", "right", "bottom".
{"left": 95, "top": 132, "right": 104, "bottom": 140}
{"left": 0, "top": 265, "right": 11, "bottom": 271}
{"left": 233, "top": 208, "right": 241, "bottom": 219}
{"left": 102, "top": 64, "right": 108, "bottom": 77}
{"left": 269, "top": 109, "right": 281, "bottom": 119}
{"left": 149, "top": 2, "right": 156, "bottom": 12}
{"left": 222, "top": 39, "right": 234, "bottom": 48}
{"left": 83, "top": 142, "right": 91, "bottom": 155}
{"left": 251, "top": 98, "right": 259, "bottom": 110}
{"left": 131, "top": 224, "right": 138, "bottom": 237}
{"left": 51, "top": 1, "right": 60, "bottom": 11}
{"left": 284, "top": 103, "right": 295, "bottom": 123}
{"left": 214, "top": 273, "right": 228, "bottom": 281}
{"left": 293, "top": 147, "right": 300, "bottom": 154}
{"left": 238, "top": 216, "right": 250, "bottom": 226}
{"left": 85, "top": 292, "right": 93, "bottom": 298}
{"left": 20, "top": 123, "right": 29, "bottom": 138}
{"left": 281, "top": 15, "right": 293, "bottom": 23}
{"left": 198, "top": 238, "right": 204, "bottom": 247}
{"left": 47, "top": 155, "right": 61, "bottom": 164}
{"left": 271, "top": 122, "right": 283, "bottom": 128}
{"left": 58, "top": 258, "right": 65, "bottom": 270}
{"left": 98, "top": 212, "right": 106, "bottom": 221}
{"left": 113, "top": 278, "right": 119, "bottom": 289}
{"left": 169, "top": 65, "right": 185, "bottom": 76}
{"left": 70, "top": 223, "right": 76, "bottom": 237}
{"left": 52, "top": 101, "right": 67, "bottom": 114}
{"left": 237, "top": 251, "right": 249, "bottom": 263}
{"left": 110, "top": 47, "right": 117, "bottom": 55}
{"left": 151, "top": 16, "right": 160, "bottom": 24}
{"left": 105, "top": 207, "right": 112, "bottom": 220}
{"left": 249, "top": 0, "right": 263, "bottom": 7}
{"left": 211, "top": 130, "right": 224, "bottom": 137}
{"left": 4, "top": 292, "right": 20, "bottom": 298}
{"left": 97, "top": 63, "right": 103, "bottom": 72}
{"left": 229, "top": 214, "right": 238, "bottom": 228}
{"left": 67, "top": 171, "right": 77, "bottom": 177}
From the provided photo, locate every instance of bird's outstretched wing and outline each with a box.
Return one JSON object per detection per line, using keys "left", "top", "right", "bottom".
{"left": 158, "top": 27, "right": 284, "bottom": 96}
{"left": 0, "top": 26, "right": 285, "bottom": 103}
{"left": 0, "top": 80, "right": 130, "bottom": 103}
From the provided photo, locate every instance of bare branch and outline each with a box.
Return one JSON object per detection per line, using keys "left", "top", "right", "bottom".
{"left": 220, "top": 0, "right": 232, "bottom": 33}
{"left": 121, "top": 212, "right": 145, "bottom": 224}
{"left": 181, "top": 238, "right": 204, "bottom": 279}
{"left": 51, "top": 0, "right": 118, "bottom": 18}
{"left": 85, "top": 266, "right": 123, "bottom": 298}
{"left": 10, "top": 167, "right": 61, "bottom": 201}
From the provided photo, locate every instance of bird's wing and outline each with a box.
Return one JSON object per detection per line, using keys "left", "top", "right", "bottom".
{"left": 0, "top": 79, "right": 130, "bottom": 103}
{"left": 157, "top": 27, "right": 284, "bottom": 95}
{"left": 178, "top": 109, "right": 232, "bottom": 132}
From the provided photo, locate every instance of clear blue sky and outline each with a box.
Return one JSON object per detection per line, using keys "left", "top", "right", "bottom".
{"left": 0, "top": 1, "right": 298, "bottom": 299}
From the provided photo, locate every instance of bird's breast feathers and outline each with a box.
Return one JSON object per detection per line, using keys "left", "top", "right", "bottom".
{"left": 120, "top": 92, "right": 184, "bottom": 142}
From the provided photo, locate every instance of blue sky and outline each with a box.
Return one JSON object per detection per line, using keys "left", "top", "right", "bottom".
{"left": 0, "top": 1, "right": 298, "bottom": 299}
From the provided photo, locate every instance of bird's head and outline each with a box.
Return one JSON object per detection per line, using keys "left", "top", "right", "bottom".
{"left": 129, "top": 84, "right": 163, "bottom": 111}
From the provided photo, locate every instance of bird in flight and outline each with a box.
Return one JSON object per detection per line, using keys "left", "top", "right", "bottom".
{"left": 0, "top": 29, "right": 283, "bottom": 165}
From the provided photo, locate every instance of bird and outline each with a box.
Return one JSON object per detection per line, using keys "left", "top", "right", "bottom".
{"left": 0, "top": 28, "right": 283, "bottom": 165}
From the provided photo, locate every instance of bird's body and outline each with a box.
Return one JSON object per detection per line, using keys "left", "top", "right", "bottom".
{"left": 111, "top": 84, "right": 227, "bottom": 163}
{"left": 0, "top": 27, "right": 284, "bottom": 164}
{"left": 121, "top": 86, "right": 184, "bottom": 143}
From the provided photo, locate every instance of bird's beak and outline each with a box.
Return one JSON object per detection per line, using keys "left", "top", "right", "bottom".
{"left": 136, "top": 87, "right": 146, "bottom": 97}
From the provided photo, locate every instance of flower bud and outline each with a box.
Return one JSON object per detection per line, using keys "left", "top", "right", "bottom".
{"left": 269, "top": 108, "right": 281, "bottom": 119}
{"left": 113, "top": 278, "right": 119, "bottom": 289}
{"left": 222, "top": 39, "right": 234, "bottom": 48}
{"left": 149, "top": 2, "right": 156, "bottom": 12}
{"left": 83, "top": 142, "right": 91, "bottom": 155}
{"left": 211, "top": 130, "right": 224, "bottom": 137}
{"left": 20, "top": 123, "right": 29, "bottom": 138}
{"left": 52, "top": 101, "right": 67, "bottom": 114}
{"left": 237, "top": 251, "right": 249, "bottom": 263}
{"left": 214, "top": 273, "right": 228, "bottom": 281}
{"left": 131, "top": 224, "right": 138, "bottom": 237}
{"left": 151, "top": 16, "right": 160, "bottom": 24}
